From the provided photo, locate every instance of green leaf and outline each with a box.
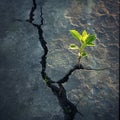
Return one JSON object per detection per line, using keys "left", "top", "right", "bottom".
{"left": 81, "top": 30, "right": 89, "bottom": 42}
{"left": 82, "top": 30, "right": 88, "bottom": 36}
{"left": 81, "top": 52, "right": 88, "bottom": 57}
{"left": 69, "top": 30, "right": 82, "bottom": 41}
{"left": 69, "top": 44, "right": 79, "bottom": 50}
{"left": 86, "top": 43, "right": 96, "bottom": 46}
{"left": 86, "top": 34, "right": 96, "bottom": 45}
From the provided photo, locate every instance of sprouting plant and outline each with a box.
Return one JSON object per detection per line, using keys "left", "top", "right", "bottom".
{"left": 69, "top": 30, "right": 96, "bottom": 64}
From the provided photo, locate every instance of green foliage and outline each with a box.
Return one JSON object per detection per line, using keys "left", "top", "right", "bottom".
{"left": 69, "top": 30, "right": 96, "bottom": 60}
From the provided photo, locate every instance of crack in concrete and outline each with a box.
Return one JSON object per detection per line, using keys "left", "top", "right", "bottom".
{"left": 12, "top": 0, "right": 119, "bottom": 119}
{"left": 57, "top": 64, "right": 84, "bottom": 84}
{"left": 25, "top": 0, "right": 83, "bottom": 119}
{"left": 26, "top": 0, "right": 36, "bottom": 23}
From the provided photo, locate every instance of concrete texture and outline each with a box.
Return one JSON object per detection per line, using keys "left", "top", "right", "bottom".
{"left": 0, "top": 0, "right": 119, "bottom": 120}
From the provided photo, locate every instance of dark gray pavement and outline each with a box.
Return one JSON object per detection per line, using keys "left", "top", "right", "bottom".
{"left": 0, "top": 0, "right": 119, "bottom": 120}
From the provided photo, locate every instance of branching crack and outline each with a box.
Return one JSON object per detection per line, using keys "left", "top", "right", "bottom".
{"left": 13, "top": 0, "right": 109, "bottom": 119}
{"left": 25, "top": 0, "right": 84, "bottom": 119}
{"left": 57, "top": 64, "right": 84, "bottom": 84}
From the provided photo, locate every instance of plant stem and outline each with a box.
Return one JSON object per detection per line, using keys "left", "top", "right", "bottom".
{"left": 80, "top": 44, "right": 85, "bottom": 54}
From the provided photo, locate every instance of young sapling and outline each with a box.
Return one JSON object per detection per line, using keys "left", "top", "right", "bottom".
{"left": 69, "top": 30, "right": 96, "bottom": 65}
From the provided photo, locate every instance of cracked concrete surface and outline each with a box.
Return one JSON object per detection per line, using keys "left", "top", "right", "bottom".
{"left": 0, "top": 0, "right": 119, "bottom": 120}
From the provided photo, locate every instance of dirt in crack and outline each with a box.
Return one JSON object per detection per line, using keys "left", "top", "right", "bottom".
{"left": 26, "top": 0, "right": 83, "bottom": 119}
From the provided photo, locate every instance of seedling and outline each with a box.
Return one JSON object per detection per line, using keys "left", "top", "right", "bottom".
{"left": 69, "top": 30, "right": 96, "bottom": 64}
